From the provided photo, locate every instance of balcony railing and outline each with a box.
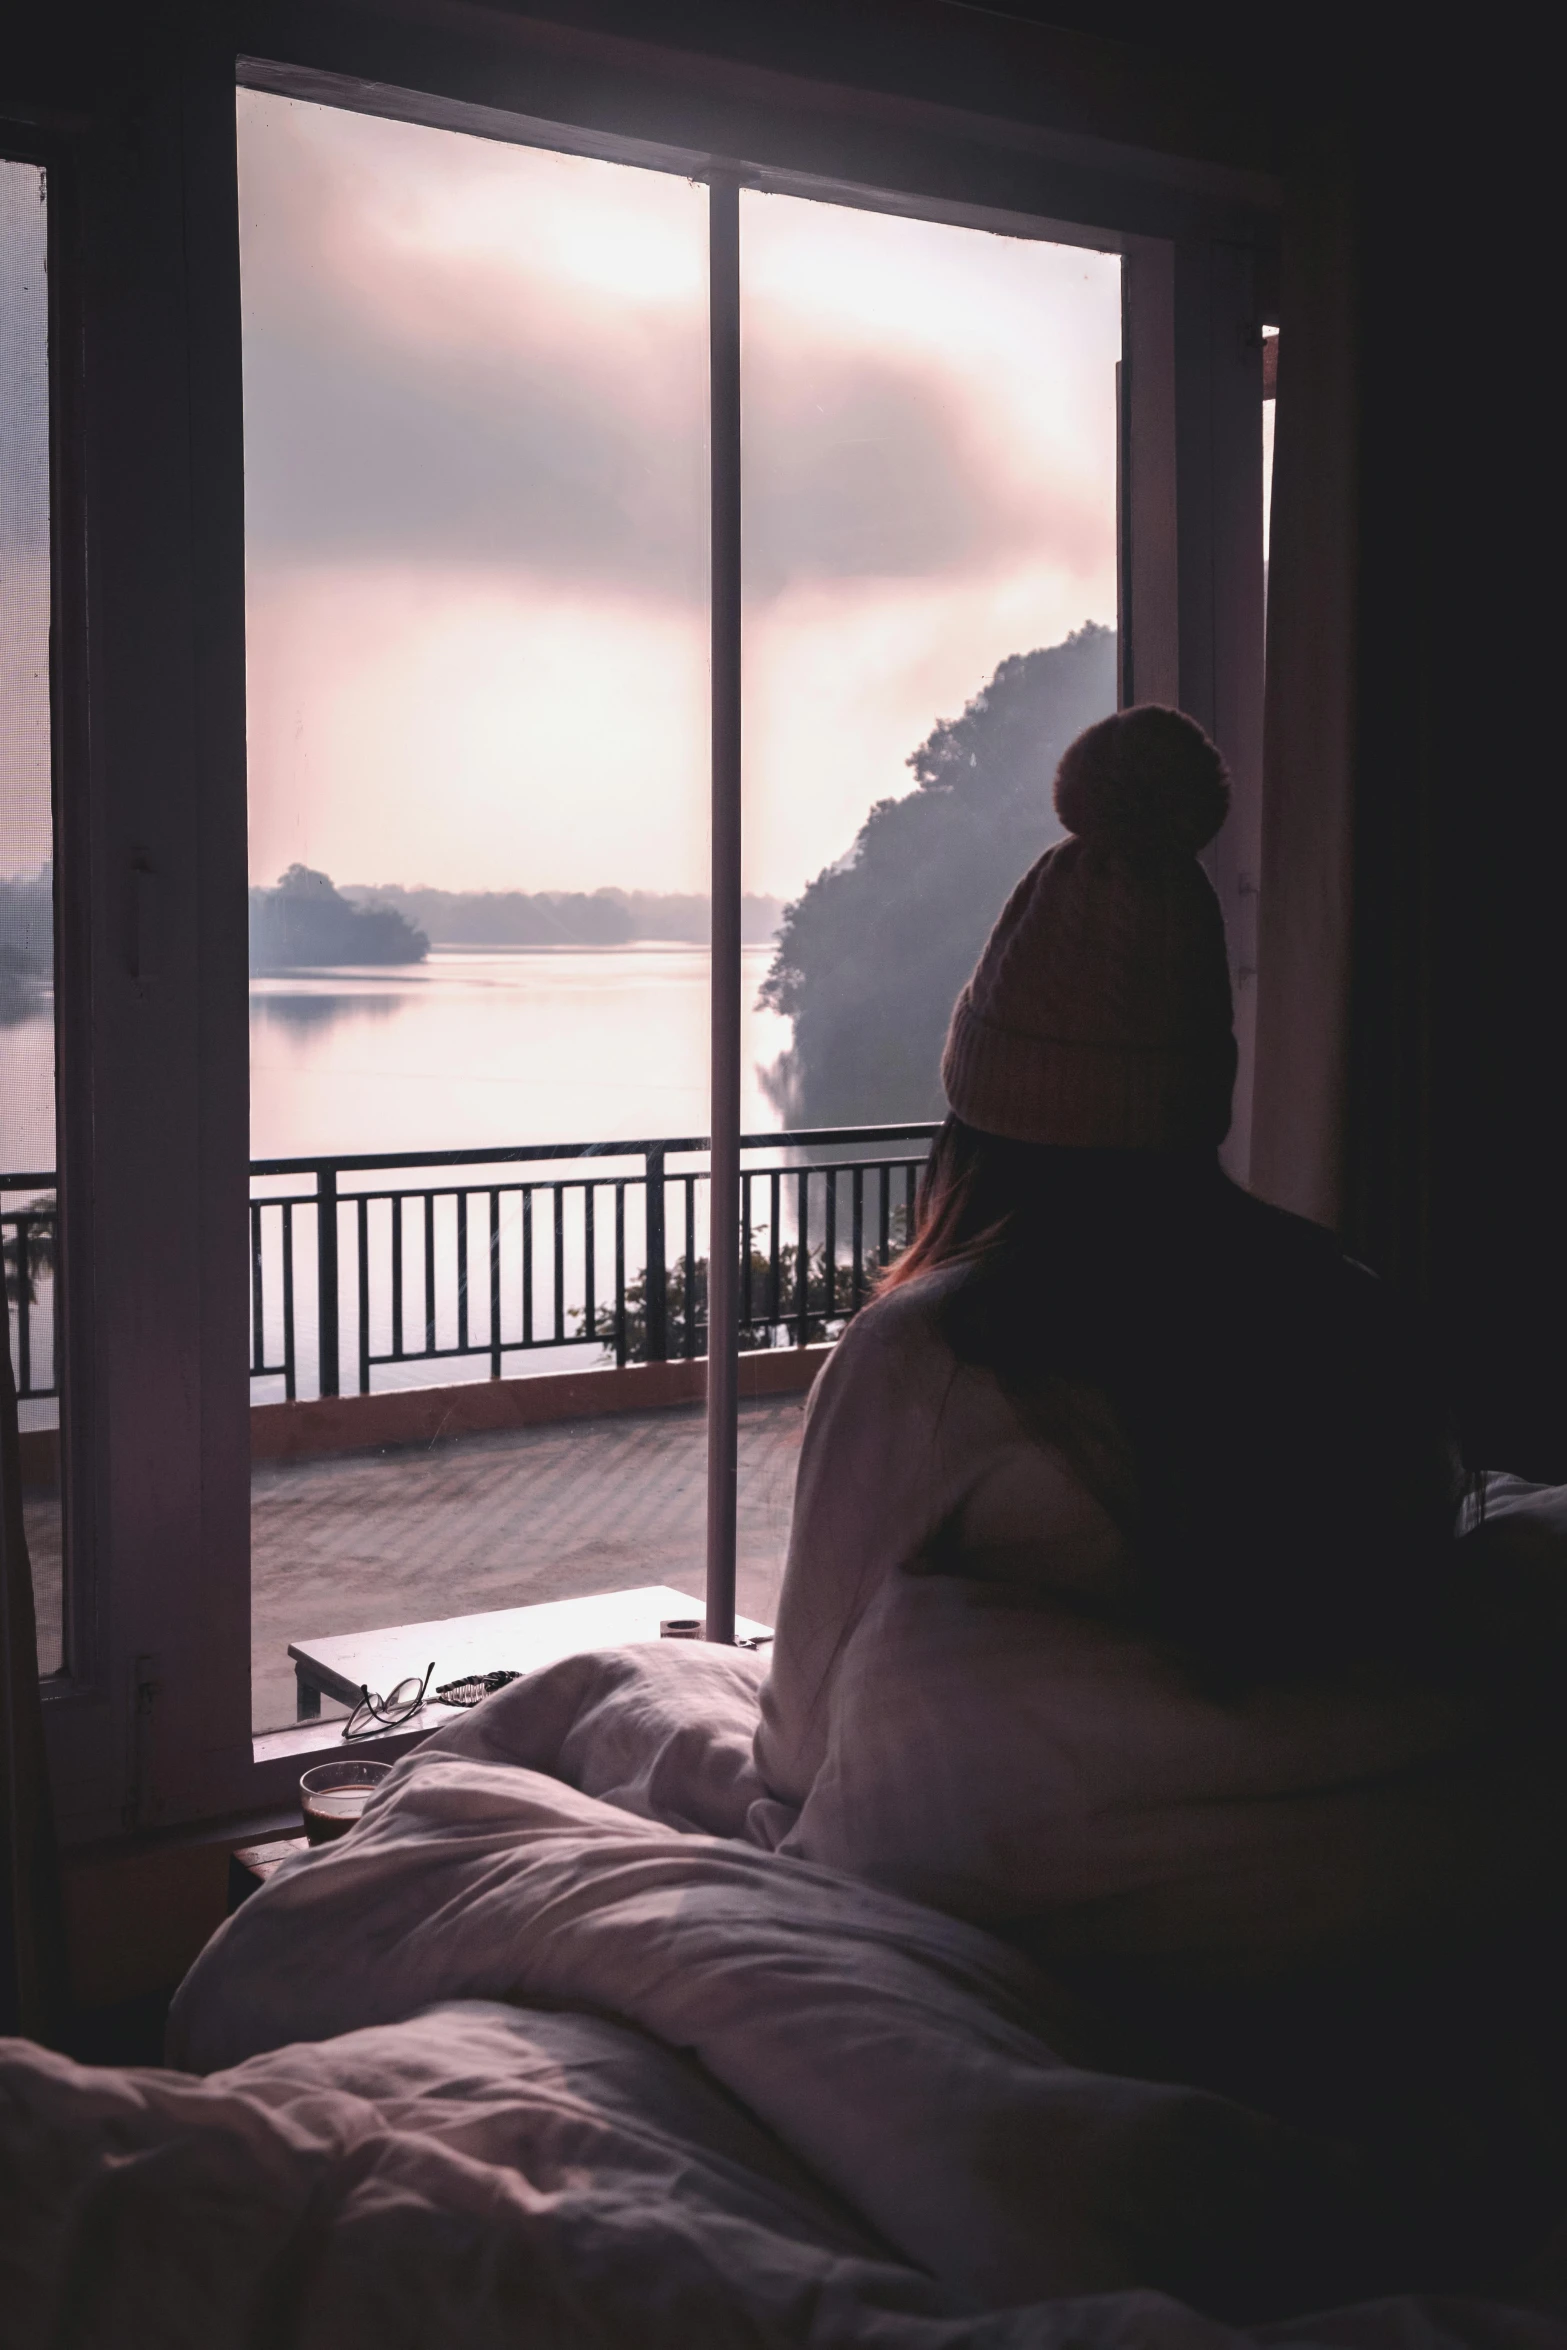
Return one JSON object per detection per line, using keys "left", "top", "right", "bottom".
{"left": 6, "top": 1125, "right": 937, "bottom": 1407}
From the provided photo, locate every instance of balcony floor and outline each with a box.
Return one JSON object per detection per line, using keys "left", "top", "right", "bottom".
{"left": 250, "top": 1392, "right": 806, "bottom": 1733}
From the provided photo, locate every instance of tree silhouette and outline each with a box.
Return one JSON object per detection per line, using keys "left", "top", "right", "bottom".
{"left": 2, "top": 1196, "right": 54, "bottom": 1307}
{"left": 578, "top": 1209, "right": 914, "bottom": 1365}
{"left": 760, "top": 623, "right": 1116, "bottom": 1127}
{"left": 249, "top": 865, "right": 428, "bottom": 971}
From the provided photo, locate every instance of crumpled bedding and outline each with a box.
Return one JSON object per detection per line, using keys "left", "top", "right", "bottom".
{"left": 3, "top": 1644, "right": 1565, "bottom": 2348}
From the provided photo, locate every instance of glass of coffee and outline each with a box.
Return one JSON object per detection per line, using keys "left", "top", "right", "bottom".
{"left": 299, "top": 1759, "right": 393, "bottom": 1845}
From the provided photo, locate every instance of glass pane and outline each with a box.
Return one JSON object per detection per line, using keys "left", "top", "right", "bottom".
{"left": 737, "top": 195, "right": 1121, "bottom": 1623}
{"left": 1263, "top": 327, "right": 1278, "bottom": 586}
{"left": 239, "top": 93, "right": 710, "bottom": 1731}
{"left": 0, "top": 157, "right": 62, "bottom": 1676}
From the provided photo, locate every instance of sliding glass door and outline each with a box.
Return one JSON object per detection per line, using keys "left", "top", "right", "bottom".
{"left": 239, "top": 93, "right": 712, "bottom": 1728}
{"left": 1, "top": 154, "right": 63, "bottom": 1675}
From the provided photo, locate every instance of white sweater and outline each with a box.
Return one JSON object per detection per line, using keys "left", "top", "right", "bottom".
{"left": 756, "top": 1265, "right": 1143, "bottom": 1808}
{"left": 752, "top": 1272, "right": 1539, "bottom": 1983}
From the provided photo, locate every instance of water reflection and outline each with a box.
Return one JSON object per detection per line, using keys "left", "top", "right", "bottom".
{"left": 250, "top": 946, "right": 788, "bottom": 1161}
{"left": 252, "top": 988, "right": 402, "bottom": 1034}
{"left": 0, "top": 1005, "right": 56, "bottom": 1171}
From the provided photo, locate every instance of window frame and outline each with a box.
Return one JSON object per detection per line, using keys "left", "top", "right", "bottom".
{"left": 18, "top": 14, "right": 1278, "bottom": 1840}
{"left": 0, "top": 125, "right": 98, "bottom": 1702}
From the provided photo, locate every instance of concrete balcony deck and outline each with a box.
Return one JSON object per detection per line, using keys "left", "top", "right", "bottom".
{"left": 249, "top": 1391, "right": 805, "bottom": 1733}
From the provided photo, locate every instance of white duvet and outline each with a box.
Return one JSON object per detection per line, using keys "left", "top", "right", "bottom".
{"left": 2, "top": 1643, "right": 1564, "bottom": 2348}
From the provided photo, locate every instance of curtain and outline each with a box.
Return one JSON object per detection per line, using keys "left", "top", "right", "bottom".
{"left": 1251, "top": 82, "right": 1565, "bottom": 1476}
{"left": 1248, "top": 119, "right": 1359, "bottom": 1233}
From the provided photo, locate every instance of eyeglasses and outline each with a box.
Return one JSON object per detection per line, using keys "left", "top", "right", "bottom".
{"left": 343, "top": 1660, "right": 434, "bottom": 1742}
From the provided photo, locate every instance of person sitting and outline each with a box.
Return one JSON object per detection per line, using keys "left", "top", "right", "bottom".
{"left": 749, "top": 705, "right": 1567, "bottom": 2262}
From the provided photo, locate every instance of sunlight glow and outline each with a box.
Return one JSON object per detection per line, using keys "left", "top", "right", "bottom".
{"left": 239, "top": 90, "right": 1119, "bottom": 902}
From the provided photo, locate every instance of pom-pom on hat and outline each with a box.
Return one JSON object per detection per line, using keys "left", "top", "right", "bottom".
{"left": 941, "top": 705, "right": 1238, "bottom": 1151}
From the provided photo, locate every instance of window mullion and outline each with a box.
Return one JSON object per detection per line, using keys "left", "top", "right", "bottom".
{"left": 703, "top": 171, "right": 742, "bottom": 1645}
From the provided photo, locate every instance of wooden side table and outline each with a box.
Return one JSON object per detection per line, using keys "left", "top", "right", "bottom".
{"left": 228, "top": 1836, "right": 310, "bottom": 1912}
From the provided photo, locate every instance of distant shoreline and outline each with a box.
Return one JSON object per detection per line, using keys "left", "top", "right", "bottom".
{"left": 248, "top": 937, "right": 778, "bottom": 978}
{"left": 250, "top": 869, "right": 786, "bottom": 972}
{"left": 400, "top": 937, "right": 778, "bottom": 954}
{"left": 339, "top": 881, "right": 785, "bottom": 951}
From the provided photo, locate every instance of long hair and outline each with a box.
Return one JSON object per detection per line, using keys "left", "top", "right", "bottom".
{"left": 883, "top": 1117, "right": 1458, "bottom": 1688}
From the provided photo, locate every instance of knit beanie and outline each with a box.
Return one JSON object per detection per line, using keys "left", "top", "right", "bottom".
{"left": 940, "top": 705, "right": 1237, "bottom": 1151}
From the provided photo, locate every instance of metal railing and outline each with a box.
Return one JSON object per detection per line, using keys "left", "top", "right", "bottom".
{"left": 7, "top": 1125, "right": 938, "bottom": 1409}
{"left": 247, "top": 1125, "right": 937, "bottom": 1402}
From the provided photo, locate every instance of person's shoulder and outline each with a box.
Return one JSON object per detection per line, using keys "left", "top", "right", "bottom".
{"left": 840, "top": 1265, "right": 968, "bottom": 1351}
{"left": 806, "top": 1270, "right": 962, "bottom": 1402}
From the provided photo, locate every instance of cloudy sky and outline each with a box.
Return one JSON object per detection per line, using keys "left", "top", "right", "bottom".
{"left": 238, "top": 91, "right": 1121, "bottom": 902}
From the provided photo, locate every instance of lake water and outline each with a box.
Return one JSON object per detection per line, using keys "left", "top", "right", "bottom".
{"left": 250, "top": 943, "right": 790, "bottom": 1159}
{"left": 0, "top": 944, "right": 792, "bottom": 1173}
{"left": 0, "top": 1001, "right": 53, "bottom": 1176}
{"left": 3, "top": 944, "right": 795, "bottom": 1425}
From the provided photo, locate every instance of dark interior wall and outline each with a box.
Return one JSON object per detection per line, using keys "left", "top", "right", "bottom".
{"left": 1335, "top": 40, "right": 1561, "bottom": 1473}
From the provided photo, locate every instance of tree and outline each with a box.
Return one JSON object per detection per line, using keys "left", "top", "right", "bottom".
{"left": 249, "top": 865, "right": 428, "bottom": 971}
{"left": 759, "top": 623, "right": 1116, "bottom": 1127}
{"left": 2, "top": 1197, "right": 54, "bottom": 1308}
{"left": 578, "top": 1219, "right": 912, "bottom": 1364}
